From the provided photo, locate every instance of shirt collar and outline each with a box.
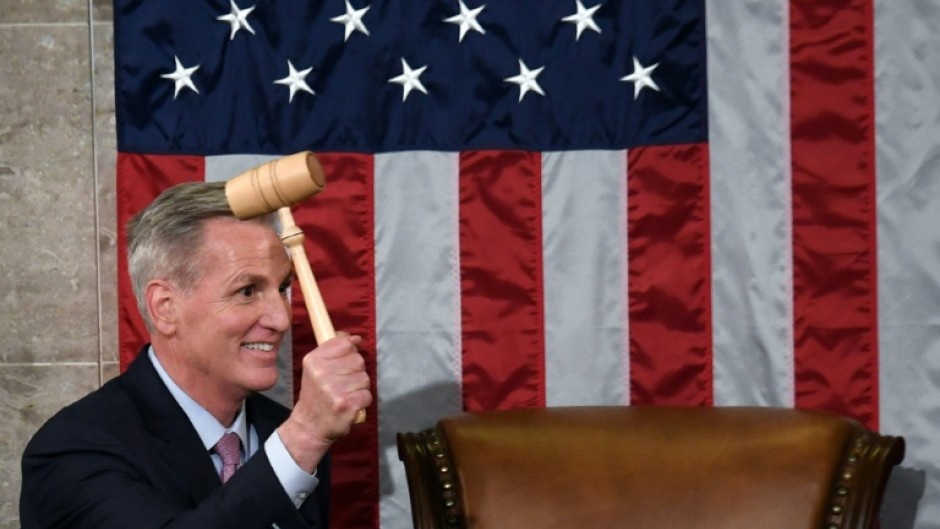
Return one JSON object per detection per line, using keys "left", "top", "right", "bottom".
{"left": 148, "top": 346, "right": 249, "bottom": 454}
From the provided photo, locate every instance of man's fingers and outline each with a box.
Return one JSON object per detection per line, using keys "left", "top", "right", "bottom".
{"left": 313, "top": 334, "right": 362, "bottom": 359}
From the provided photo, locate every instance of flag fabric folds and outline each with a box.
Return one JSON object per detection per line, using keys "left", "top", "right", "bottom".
{"left": 114, "top": 0, "right": 939, "bottom": 528}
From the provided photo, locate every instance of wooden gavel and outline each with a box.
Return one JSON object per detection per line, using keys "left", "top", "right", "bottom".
{"left": 224, "top": 152, "right": 366, "bottom": 424}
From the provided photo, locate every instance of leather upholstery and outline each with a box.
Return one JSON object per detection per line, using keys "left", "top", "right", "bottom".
{"left": 397, "top": 406, "right": 904, "bottom": 529}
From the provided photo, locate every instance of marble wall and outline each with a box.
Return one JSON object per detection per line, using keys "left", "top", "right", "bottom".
{"left": 0, "top": 1, "right": 115, "bottom": 526}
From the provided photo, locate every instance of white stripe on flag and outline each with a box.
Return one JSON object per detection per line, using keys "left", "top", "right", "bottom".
{"left": 542, "top": 150, "right": 629, "bottom": 406}
{"left": 374, "top": 151, "right": 464, "bottom": 529}
{"left": 874, "top": 0, "right": 940, "bottom": 523}
{"left": 706, "top": 0, "right": 794, "bottom": 407}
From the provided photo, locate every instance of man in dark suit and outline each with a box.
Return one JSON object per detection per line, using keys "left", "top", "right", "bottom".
{"left": 20, "top": 181, "right": 372, "bottom": 528}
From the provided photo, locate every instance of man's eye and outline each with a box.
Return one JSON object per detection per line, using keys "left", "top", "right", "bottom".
{"left": 239, "top": 285, "right": 256, "bottom": 297}
{"left": 279, "top": 281, "right": 291, "bottom": 294}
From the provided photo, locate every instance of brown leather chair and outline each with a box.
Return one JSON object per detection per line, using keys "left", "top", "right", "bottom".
{"left": 397, "top": 406, "right": 904, "bottom": 529}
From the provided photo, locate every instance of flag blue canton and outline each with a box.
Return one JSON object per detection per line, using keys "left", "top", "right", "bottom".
{"left": 115, "top": 0, "right": 706, "bottom": 155}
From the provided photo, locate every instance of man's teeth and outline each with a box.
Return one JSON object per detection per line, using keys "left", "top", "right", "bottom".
{"left": 243, "top": 343, "right": 275, "bottom": 352}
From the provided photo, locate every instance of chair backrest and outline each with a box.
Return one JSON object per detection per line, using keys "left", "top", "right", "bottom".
{"left": 397, "top": 406, "right": 904, "bottom": 529}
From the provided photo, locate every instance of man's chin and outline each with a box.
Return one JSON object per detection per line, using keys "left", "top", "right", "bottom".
{"left": 237, "top": 359, "right": 280, "bottom": 387}
{"left": 246, "top": 371, "right": 281, "bottom": 393}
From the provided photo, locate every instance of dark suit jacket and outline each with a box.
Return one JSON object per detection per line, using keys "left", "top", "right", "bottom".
{"left": 20, "top": 348, "right": 330, "bottom": 529}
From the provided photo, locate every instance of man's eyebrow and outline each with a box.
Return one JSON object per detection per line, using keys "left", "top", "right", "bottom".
{"left": 228, "top": 272, "right": 268, "bottom": 286}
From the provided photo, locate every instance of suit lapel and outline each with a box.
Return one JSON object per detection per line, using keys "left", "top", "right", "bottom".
{"left": 119, "top": 349, "right": 221, "bottom": 502}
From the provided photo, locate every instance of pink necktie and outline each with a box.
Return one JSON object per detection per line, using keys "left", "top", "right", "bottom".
{"left": 214, "top": 432, "right": 242, "bottom": 483}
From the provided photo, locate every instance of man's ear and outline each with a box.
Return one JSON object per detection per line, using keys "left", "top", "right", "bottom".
{"left": 145, "top": 279, "right": 179, "bottom": 335}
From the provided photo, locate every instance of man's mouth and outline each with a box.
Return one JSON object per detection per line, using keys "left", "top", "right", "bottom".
{"left": 242, "top": 342, "right": 276, "bottom": 352}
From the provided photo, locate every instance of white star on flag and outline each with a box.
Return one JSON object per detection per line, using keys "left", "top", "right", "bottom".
{"left": 388, "top": 58, "right": 429, "bottom": 101}
{"left": 561, "top": 0, "right": 602, "bottom": 41}
{"left": 160, "top": 55, "right": 199, "bottom": 99}
{"left": 444, "top": 0, "right": 486, "bottom": 43}
{"left": 331, "top": 0, "right": 371, "bottom": 42}
{"left": 274, "top": 60, "right": 315, "bottom": 103}
{"left": 620, "top": 56, "right": 660, "bottom": 99}
{"left": 504, "top": 59, "right": 546, "bottom": 102}
{"left": 216, "top": 0, "right": 256, "bottom": 41}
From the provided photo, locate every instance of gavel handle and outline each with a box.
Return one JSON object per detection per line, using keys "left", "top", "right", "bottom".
{"left": 277, "top": 207, "right": 367, "bottom": 424}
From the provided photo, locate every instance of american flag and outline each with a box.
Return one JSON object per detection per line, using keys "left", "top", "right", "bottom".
{"left": 114, "top": 0, "right": 938, "bottom": 527}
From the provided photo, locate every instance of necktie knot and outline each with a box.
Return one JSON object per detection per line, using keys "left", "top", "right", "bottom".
{"left": 214, "top": 432, "right": 242, "bottom": 483}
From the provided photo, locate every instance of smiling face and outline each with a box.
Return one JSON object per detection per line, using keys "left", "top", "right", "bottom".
{"left": 153, "top": 216, "right": 293, "bottom": 413}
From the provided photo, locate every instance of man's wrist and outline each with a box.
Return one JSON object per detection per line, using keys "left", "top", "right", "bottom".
{"left": 265, "top": 430, "right": 320, "bottom": 508}
{"left": 276, "top": 418, "right": 332, "bottom": 474}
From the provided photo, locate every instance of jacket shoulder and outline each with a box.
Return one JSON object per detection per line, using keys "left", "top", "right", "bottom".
{"left": 23, "top": 376, "right": 142, "bottom": 457}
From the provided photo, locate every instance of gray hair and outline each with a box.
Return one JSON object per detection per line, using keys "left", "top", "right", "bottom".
{"left": 126, "top": 181, "right": 275, "bottom": 329}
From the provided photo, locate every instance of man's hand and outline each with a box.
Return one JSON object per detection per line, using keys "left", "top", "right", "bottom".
{"left": 277, "top": 334, "right": 372, "bottom": 473}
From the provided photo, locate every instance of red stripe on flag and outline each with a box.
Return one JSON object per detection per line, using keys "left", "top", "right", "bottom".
{"left": 790, "top": 0, "right": 879, "bottom": 428}
{"left": 291, "top": 153, "right": 379, "bottom": 529}
{"left": 459, "top": 151, "right": 545, "bottom": 411}
{"left": 627, "top": 144, "right": 712, "bottom": 406}
{"left": 117, "top": 153, "right": 204, "bottom": 370}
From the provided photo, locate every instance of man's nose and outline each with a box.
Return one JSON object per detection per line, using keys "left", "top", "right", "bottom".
{"left": 261, "top": 292, "right": 291, "bottom": 332}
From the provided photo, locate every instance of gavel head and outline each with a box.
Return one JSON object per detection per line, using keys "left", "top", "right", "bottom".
{"left": 225, "top": 151, "right": 326, "bottom": 219}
